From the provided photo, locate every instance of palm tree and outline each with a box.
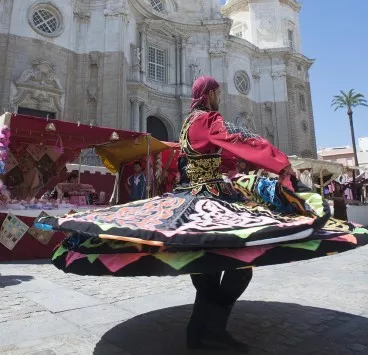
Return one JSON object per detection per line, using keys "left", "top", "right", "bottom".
{"left": 331, "top": 89, "right": 368, "bottom": 168}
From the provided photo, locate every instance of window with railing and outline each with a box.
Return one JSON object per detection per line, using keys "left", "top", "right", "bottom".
{"left": 148, "top": 46, "right": 165, "bottom": 82}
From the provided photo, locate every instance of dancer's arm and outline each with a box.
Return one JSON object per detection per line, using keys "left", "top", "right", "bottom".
{"left": 207, "top": 113, "right": 291, "bottom": 175}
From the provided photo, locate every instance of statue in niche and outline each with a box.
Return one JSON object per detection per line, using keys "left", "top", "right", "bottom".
{"left": 87, "top": 86, "right": 98, "bottom": 101}
{"left": 134, "top": 48, "right": 141, "bottom": 66}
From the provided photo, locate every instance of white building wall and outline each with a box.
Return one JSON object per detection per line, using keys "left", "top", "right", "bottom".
{"left": 0, "top": 0, "right": 315, "bottom": 156}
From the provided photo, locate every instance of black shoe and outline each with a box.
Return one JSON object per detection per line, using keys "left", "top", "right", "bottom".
{"left": 187, "top": 301, "right": 228, "bottom": 351}
{"left": 204, "top": 303, "right": 249, "bottom": 352}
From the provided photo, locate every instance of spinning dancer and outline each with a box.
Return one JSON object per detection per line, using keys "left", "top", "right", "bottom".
{"left": 37, "top": 76, "right": 368, "bottom": 352}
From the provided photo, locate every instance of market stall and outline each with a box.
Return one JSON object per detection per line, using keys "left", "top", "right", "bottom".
{"left": 0, "top": 112, "right": 146, "bottom": 261}
{"left": 95, "top": 138, "right": 181, "bottom": 203}
{"left": 289, "top": 156, "right": 344, "bottom": 193}
{"left": 343, "top": 169, "right": 368, "bottom": 225}
{"left": 289, "top": 156, "right": 368, "bottom": 224}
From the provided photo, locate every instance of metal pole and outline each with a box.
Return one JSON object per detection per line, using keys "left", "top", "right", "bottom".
{"left": 117, "top": 164, "right": 123, "bottom": 204}
{"left": 320, "top": 168, "right": 325, "bottom": 197}
{"left": 78, "top": 152, "right": 82, "bottom": 183}
{"left": 146, "top": 135, "right": 151, "bottom": 199}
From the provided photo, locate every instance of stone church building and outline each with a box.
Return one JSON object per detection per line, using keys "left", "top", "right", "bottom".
{"left": 0, "top": 0, "right": 316, "bottom": 157}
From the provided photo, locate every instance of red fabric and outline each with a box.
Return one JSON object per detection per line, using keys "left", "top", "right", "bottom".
{"left": 191, "top": 76, "right": 220, "bottom": 111}
{"left": 0, "top": 213, "right": 66, "bottom": 262}
{"left": 188, "top": 112, "right": 290, "bottom": 175}
{"left": 220, "top": 149, "right": 237, "bottom": 174}
{"left": 8, "top": 114, "right": 145, "bottom": 150}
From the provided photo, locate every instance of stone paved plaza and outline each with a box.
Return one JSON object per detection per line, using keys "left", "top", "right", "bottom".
{"left": 0, "top": 246, "right": 367, "bottom": 355}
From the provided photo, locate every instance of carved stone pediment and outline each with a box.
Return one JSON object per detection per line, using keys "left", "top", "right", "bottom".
{"left": 145, "top": 19, "right": 189, "bottom": 39}
{"left": 10, "top": 61, "right": 64, "bottom": 115}
{"left": 73, "top": 6, "right": 91, "bottom": 22}
{"left": 104, "top": 1, "right": 129, "bottom": 21}
{"left": 221, "top": 0, "right": 249, "bottom": 17}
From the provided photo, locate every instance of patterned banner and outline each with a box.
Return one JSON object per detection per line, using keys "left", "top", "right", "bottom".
{"left": 28, "top": 211, "right": 54, "bottom": 245}
{"left": 0, "top": 213, "right": 29, "bottom": 250}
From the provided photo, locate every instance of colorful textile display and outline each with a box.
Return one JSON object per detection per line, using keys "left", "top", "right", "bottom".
{"left": 0, "top": 213, "right": 29, "bottom": 250}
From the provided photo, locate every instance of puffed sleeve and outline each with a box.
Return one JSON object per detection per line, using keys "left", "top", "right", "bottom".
{"left": 208, "top": 113, "right": 290, "bottom": 174}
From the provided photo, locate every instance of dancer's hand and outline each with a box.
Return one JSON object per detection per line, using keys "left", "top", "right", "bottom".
{"left": 281, "top": 165, "right": 296, "bottom": 177}
{"left": 279, "top": 165, "right": 296, "bottom": 191}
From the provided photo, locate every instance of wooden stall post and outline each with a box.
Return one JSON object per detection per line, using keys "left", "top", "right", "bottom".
{"left": 146, "top": 134, "right": 151, "bottom": 199}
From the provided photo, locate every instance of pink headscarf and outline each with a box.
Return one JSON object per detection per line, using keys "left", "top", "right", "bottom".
{"left": 191, "top": 76, "right": 220, "bottom": 111}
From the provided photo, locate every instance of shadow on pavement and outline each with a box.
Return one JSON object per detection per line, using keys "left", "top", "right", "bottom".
{"left": 93, "top": 301, "right": 368, "bottom": 355}
{"left": 0, "top": 275, "right": 34, "bottom": 288}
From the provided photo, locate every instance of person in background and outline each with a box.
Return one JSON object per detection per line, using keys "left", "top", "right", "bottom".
{"left": 126, "top": 161, "right": 147, "bottom": 201}
{"left": 66, "top": 173, "right": 78, "bottom": 184}
{"left": 41, "top": 172, "right": 79, "bottom": 200}
{"left": 332, "top": 182, "right": 347, "bottom": 220}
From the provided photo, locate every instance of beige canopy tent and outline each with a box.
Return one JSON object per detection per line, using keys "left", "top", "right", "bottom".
{"left": 289, "top": 156, "right": 345, "bottom": 194}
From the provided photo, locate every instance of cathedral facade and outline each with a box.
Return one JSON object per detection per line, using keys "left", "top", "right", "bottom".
{"left": 0, "top": 0, "right": 316, "bottom": 157}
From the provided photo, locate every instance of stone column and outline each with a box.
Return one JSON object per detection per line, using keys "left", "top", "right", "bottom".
{"left": 180, "top": 39, "right": 187, "bottom": 85}
{"left": 103, "top": 2, "right": 129, "bottom": 128}
{"left": 140, "top": 24, "right": 148, "bottom": 74}
{"left": 271, "top": 71, "right": 290, "bottom": 153}
{"left": 140, "top": 102, "right": 147, "bottom": 133}
{"left": 131, "top": 99, "right": 140, "bottom": 132}
{"left": 209, "top": 50, "right": 228, "bottom": 118}
{"left": 252, "top": 67, "right": 262, "bottom": 135}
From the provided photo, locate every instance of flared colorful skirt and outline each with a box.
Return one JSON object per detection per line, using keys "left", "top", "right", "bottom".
{"left": 36, "top": 175, "right": 368, "bottom": 277}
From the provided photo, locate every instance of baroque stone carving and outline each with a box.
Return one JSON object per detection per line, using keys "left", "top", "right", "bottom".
{"left": 134, "top": 47, "right": 141, "bottom": 66}
{"left": 104, "top": 1, "right": 129, "bottom": 20}
{"left": 209, "top": 39, "right": 227, "bottom": 56}
{"left": 73, "top": 6, "right": 91, "bottom": 23}
{"left": 10, "top": 61, "right": 64, "bottom": 114}
{"left": 87, "top": 86, "right": 98, "bottom": 101}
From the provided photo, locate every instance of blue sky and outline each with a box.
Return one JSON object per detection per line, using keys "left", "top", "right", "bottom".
{"left": 219, "top": 0, "right": 368, "bottom": 149}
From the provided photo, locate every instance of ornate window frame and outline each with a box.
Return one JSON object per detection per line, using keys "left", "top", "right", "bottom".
{"left": 150, "top": 0, "right": 166, "bottom": 13}
{"left": 28, "top": 2, "right": 64, "bottom": 38}
{"left": 234, "top": 71, "right": 250, "bottom": 95}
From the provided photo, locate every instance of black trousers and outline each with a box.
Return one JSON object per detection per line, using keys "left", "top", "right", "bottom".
{"left": 190, "top": 268, "right": 253, "bottom": 307}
